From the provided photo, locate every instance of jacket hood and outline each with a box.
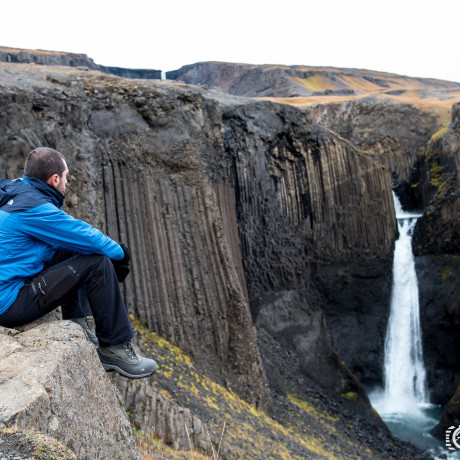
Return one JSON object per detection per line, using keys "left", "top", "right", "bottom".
{"left": 22, "top": 174, "right": 65, "bottom": 208}
{"left": 0, "top": 176, "right": 64, "bottom": 209}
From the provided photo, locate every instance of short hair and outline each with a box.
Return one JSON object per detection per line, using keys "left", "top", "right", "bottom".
{"left": 24, "top": 147, "right": 66, "bottom": 182}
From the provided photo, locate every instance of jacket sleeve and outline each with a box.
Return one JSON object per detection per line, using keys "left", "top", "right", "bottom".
{"left": 17, "top": 202, "right": 124, "bottom": 260}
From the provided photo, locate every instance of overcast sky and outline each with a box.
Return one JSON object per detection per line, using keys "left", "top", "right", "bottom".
{"left": 1, "top": 0, "right": 458, "bottom": 83}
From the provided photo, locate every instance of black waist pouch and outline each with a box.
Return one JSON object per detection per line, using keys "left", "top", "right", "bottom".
{"left": 31, "top": 264, "right": 81, "bottom": 310}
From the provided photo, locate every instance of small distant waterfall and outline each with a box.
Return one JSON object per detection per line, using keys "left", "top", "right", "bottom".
{"left": 161, "top": 71, "right": 166, "bottom": 81}
{"left": 424, "top": 140, "right": 432, "bottom": 183}
{"left": 380, "top": 193, "right": 428, "bottom": 413}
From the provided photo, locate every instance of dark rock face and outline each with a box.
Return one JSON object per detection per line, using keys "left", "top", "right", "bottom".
{"left": 0, "top": 63, "right": 267, "bottom": 406}
{"left": 0, "top": 47, "right": 99, "bottom": 69}
{"left": 221, "top": 99, "right": 397, "bottom": 393}
{"left": 413, "top": 102, "right": 460, "bottom": 255}
{"left": 412, "top": 103, "right": 460, "bottom": 404}
{"left": 417, "top": 256, "right": 460, "bottom": 403}
{"left": 310, "top": 99, "right": 438, "bottom": 204}
{"left": 311, "top": 260, "right": 393, "bottom": 386}
{"left": 0, "top": 46, "right": 161, "bottom": 79}
{"left": 99, "top": 65, "right": 161, "bottom": 79}
{"left": 431, "top": 385, "right": 460, "bottom": 439}
{"left": 168, "top": 62, "right": 308, "bottom": 97}
{"left": 308, "top": 97, "right": 459, "bottom": 402}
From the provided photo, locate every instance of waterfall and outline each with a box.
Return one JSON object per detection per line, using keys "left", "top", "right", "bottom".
{"left": 377, "top": 193, "right": 428, "bottom": 414}
{"left": 424, "top": 140, "right": 432, "bottom": 183}
{"left": 368, "top": 194, "right": 455, "bottom": 457}
{"left": 161, "top": 71, "right": 166, "bottom": 81}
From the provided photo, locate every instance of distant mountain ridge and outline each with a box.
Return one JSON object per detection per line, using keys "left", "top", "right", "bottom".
{"left": 0, "top": 46, "right": 161, "bottom": 80}
{"left": 3, "top": 46, "right": 460, "bottom": 100}
{"left": 166, "top": 61, "right": 460, "bottom": 99}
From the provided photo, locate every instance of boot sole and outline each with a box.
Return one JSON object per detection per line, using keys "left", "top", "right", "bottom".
{"left": 101, "top": 362, "right": 157, "bottom": 379}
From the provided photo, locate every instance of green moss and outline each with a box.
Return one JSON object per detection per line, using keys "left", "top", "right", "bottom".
{"left": 430, "top": 124, "right": 449, "bottom": 142}
{"left": 341, "top": 392, "right": 359, "bottom": 401}
{"left": 131, "top": 318, "right": 382, "bottom": 459}
{"left": 442, "top": 265, "right": 452, "bottom": 282}
{"left": 429, "top": 162, "right": 444, "bottom": 187}
{"left": 25, "top": 433, "right": 75, "bottom": 460}
{"left": 287, "top": 394, "right": 339, "bottom": 424}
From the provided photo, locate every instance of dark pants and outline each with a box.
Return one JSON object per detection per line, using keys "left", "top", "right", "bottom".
{"left": 0, "top": 249, "right": 133, "bottom": 347}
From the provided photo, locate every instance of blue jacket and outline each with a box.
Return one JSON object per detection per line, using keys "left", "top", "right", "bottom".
{"left": 0, "top": 175, "right": 124, "bottom": 315}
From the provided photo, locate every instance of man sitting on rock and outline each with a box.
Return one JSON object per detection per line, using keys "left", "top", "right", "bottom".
{"left": 0, "top": 147, "right": 157, "bottom": 379}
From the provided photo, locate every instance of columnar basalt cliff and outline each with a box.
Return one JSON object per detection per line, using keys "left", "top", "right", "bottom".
{"left": 0, "top": 56, "right": 457, "bottom": 459}
{"left": 0, "top": 63, "right": 267, "bottom": 406}
{"left": 413, "top": 102, "right": 460, "bottom": 405}
{"left": 221, "top": 98, "right": 397, "bottom": 389}
{"left": 308, "top": 98, "right": 459, "bottom": 402}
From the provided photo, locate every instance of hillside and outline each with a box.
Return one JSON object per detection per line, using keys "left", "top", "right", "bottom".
{"left": 168, "top": 61, "right": 460, "bottom": 122}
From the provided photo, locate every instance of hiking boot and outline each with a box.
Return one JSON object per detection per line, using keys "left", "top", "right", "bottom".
{"left": 70, "top": 317, "right": 99, "bottom": 347}
{"left": 97, "top": 340, "right": 157, "bottom": 379}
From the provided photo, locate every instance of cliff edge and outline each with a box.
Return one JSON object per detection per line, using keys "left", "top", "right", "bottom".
{"left": 0, "top": 321, "right": 139, "bottom": 460}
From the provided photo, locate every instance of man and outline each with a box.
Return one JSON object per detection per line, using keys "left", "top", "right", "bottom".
{"left": 0, "top": 147, "right": 157, "bottom": 379}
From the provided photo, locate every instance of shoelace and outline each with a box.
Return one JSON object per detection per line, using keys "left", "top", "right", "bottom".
{"left": 123, "top": 341, "right": 138, "bottom": 360}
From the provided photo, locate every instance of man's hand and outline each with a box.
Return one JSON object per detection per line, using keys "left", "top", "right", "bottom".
{"left": 112, "top": 243, "right": 131, "bottom": 282}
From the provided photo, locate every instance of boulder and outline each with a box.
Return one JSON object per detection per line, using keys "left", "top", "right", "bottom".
{"left": 431, "top": 385, "right": 460, "bottom": 439}
{"left": 0, "top": 321, "right": 139, "bottom": 460}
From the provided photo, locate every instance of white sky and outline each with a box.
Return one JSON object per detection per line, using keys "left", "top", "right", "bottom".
{"left": 1, "top": 0, "right": 459, "bottom": 83}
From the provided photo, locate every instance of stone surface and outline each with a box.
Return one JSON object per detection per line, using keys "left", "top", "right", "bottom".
{"left": 309, "top": 98, "right": 439, "bottom": 201}
{"left": 431, "top": 385, "right": 460, "bottom": 439}
{"left": 0, "top": 430, "right": 77, "bottom": 459}
{"left": 221, "top": 98, "right": 397, "bottom": 386}
{"left": 113, "top": 374, "right": 212, "bottom": 455}
{"left": 0, "top": 321, "right": 139, "bottom": 460}
{"left": 411, "top": 102, "right": 460, "bottom": 403}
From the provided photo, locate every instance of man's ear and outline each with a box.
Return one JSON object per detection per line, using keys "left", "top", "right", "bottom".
{"left": 47, "top": 174, "right": 59, "bottom": 188}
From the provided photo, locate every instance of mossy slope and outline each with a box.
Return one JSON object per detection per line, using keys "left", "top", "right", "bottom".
{"left": 133, "top": 321, "right": 417, "bottom": 460}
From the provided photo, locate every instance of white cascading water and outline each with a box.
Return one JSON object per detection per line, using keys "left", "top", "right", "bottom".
{"left": 369, "top": 194, "right": 457, "bottom": 458}
{"left": 371, "top": 193, "right": 429, "bottom": 418}
{"left": 381, "top": 193, "right": 428, "bottom": 414}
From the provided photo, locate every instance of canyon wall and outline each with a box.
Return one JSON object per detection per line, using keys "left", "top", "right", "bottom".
{"left": 413, "top": 102, "right": 460, "bottom": 403}
{"left": 0, "top": 64, "right": 267, "bottom": 405}
{"left": 1, "top": 59, "right": 456, "bottom": 458}
{"left": 221, "top": 98, "right": 398, "bottom": 388}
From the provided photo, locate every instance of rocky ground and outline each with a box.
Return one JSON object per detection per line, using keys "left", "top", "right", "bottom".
{"left": 121, "top": 320, "right": 432, "bottom": 459}
{"left": 0, "top": 430, "right": 76, "bottom": 460}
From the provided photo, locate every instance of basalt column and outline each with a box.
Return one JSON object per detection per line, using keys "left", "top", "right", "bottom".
{"left": 222, "top": 100, "right": 397, "bottom": 390}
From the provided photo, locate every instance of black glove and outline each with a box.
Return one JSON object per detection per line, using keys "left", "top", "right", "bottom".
{"left": 112, "top": 243, "right": 131, "bottom": 282}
